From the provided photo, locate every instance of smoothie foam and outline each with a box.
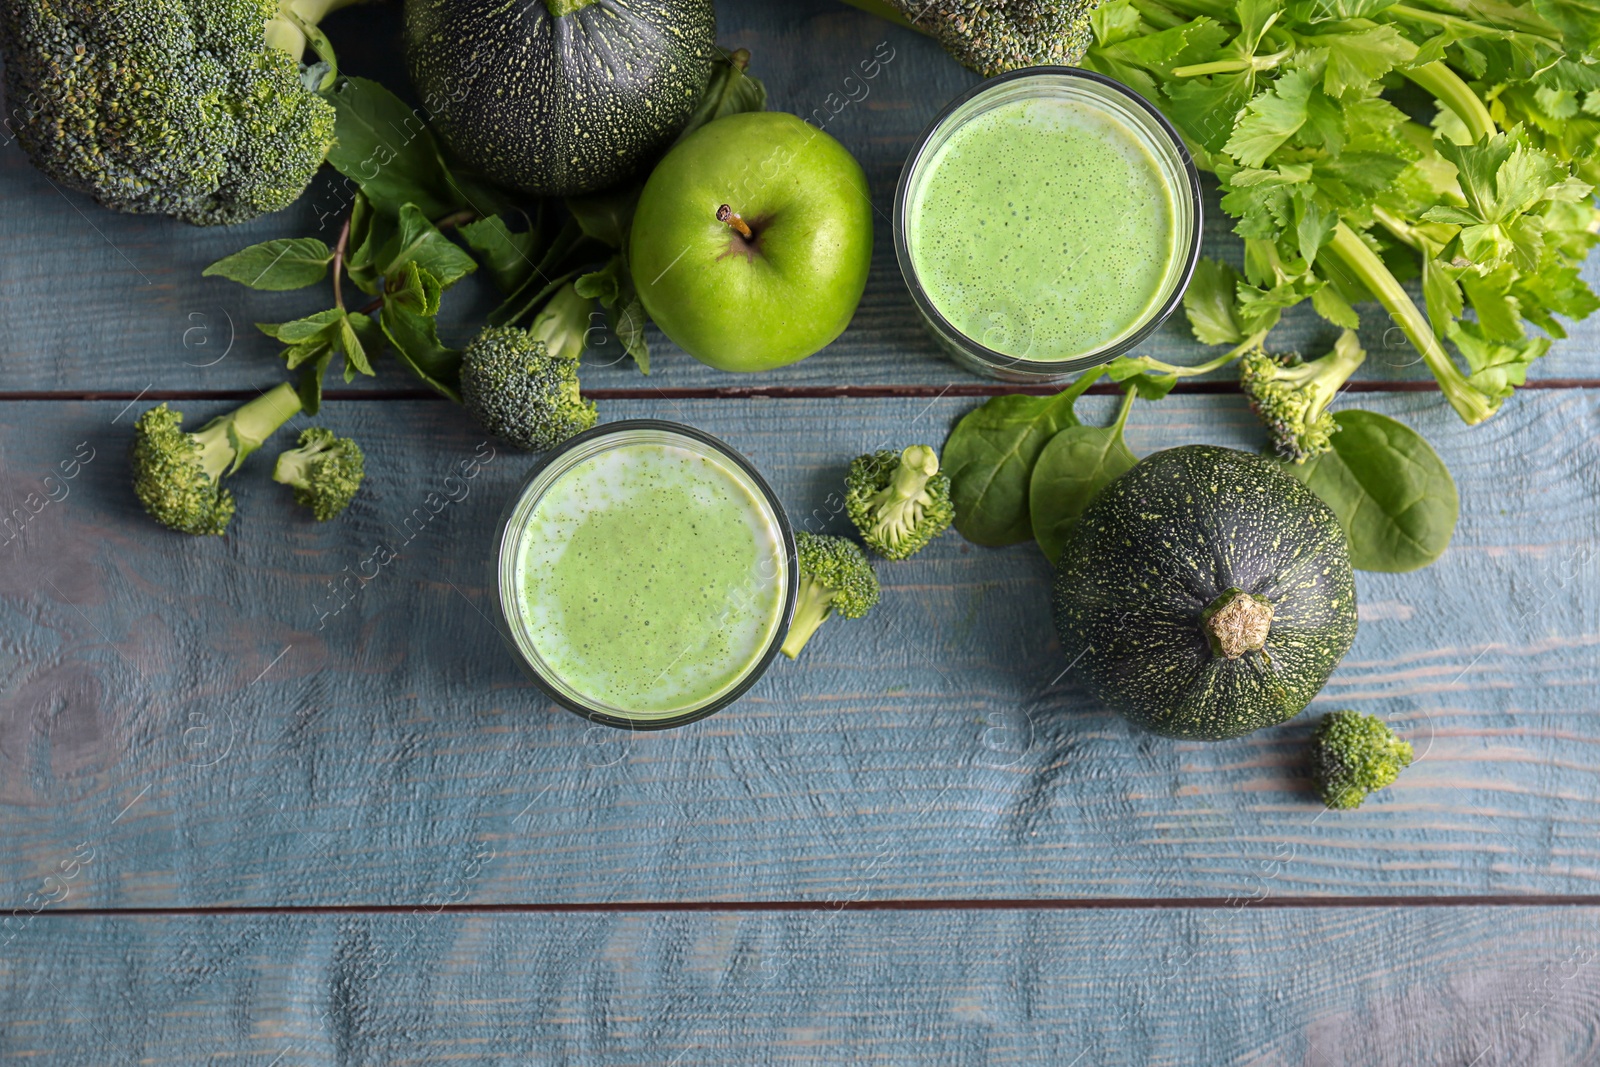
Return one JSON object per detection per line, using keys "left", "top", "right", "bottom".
{"left": 906, "top": 95, "right": 1179, "bottom": 361}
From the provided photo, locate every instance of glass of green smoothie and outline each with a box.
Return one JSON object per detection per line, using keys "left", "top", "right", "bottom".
{"left": 495, "top": 421, "right": 796, "bottom": 729}
{"left": 896, "top": 67, "right": 1203, "bottom": 382}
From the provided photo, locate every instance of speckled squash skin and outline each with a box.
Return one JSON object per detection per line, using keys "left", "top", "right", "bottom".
{"left": 403, "top": 0, "right": 716, "bottom": 197}
{"left": 1052, "top": 445, "right": 1358, "bottom": 741}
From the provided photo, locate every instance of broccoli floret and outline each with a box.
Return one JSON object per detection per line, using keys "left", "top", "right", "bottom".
{"left": 131, "top": 381, "right": 302, "bottom": 535}
{"left": 460, "top": 283, "right": 598, "bottom": 452}
{"left": 845, "top": 445, "right": 955, "bottom": 561}
{"left": 780, "top": 532, "right": 880, "bottom": 660}
{"left": 1240, "top": 329, "right": 1368, "bottom": 463}
{"left": 273, "top": 426, "right": 364, "bottom": 520}
{"left": 1311, "top": 710, "right": 1414, "bottom": 810}
{"left": 0, "top": 0, "right": 361, "bottom": 225}
{"left": 857, "top": 0, "right": 1098, "bottom": 75}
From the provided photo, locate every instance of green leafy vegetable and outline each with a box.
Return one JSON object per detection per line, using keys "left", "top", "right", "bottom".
{"left": 459, "top": 213, "right": 544, "bottom": 294}
{"left": 203, "top": 239, "right": 334, "bottom": 291}
{"left": 374, "top": 204, "right": 478, "bottom": 289}
{"left": 1080, "top": 0, "right": 1600, "bottom": 427}
{"left": 1029, "top": 388, "right": 1139, "bottom": 565}
{"left": 1284, "top": 410, "right": 1459, "bottom": 572}
{"left": 575, "top": 255, "right": 650, "bottom": 374}
{"left": 325, "top": 77, "right": 465, "bottom": 219}
{"left": 942, "top": 370, "right": 1103, "bottom": 546}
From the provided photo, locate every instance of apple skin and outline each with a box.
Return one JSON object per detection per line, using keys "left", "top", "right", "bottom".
{"left": 629, "top": 111, "right": 873, "bottom": 372}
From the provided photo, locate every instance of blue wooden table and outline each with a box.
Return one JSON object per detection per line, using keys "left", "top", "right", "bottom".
{"left": 4, "top": 1, "right": 1600, "bottom": 1063}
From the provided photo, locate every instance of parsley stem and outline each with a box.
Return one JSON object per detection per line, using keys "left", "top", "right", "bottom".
{"left": 1171, "top": 48, "right": 1291, "bottom": 77}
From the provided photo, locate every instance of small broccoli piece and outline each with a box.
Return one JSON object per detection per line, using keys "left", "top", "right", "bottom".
{"left": 131, "top": 381, "right": 302, "bottom": 535}
{"left": 460, "top": 283, "right": 598, "bottom": 452}
{"left": 780, "top": 532, "right": 880, "bottom": 660}
{"left": 845, "top": 445, "right": 955, "bottom": 561}
{"left": 0, "top": 0, "right": 362, "bottom": 225}
{"left": 854, "top": 0, "right": 1099, "bottom": 75}
{"left": 273, "top": 426, "right": 364, "bottom": 520}
{"left": 1311, "top": 710, "right": 1414, "bottom": 810}
{"left": 1240, "top": 329, "right": 1368, "bottom": 463}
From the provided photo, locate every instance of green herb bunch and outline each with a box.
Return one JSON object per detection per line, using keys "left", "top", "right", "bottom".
{"left": 202, "top": 52, "right": 768, "bottom": 417}
{"left": 1083, "top": 0, "right": 1600, "bottom": 426}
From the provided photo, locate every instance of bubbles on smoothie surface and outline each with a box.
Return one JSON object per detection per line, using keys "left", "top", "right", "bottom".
{"left": 908, "top": 95, "right": 1178, "bottom": 360}
{"left": 518, "top": 445, "right": 785, "bottom": 713}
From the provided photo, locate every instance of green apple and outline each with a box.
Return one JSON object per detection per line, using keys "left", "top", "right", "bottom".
{"left": 629, "top": 111, "right": 874, "bottom": 372}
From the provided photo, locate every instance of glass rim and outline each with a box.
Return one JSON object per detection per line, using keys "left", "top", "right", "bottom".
{"left": 494, "top": 419, "right": 798, "bottom": 731}
{"left": 893, "top": 65, "right": 1205, "bottom": 377}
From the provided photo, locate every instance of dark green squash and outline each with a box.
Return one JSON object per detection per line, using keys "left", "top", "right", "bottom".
{"left": 1052, "top": 445, "right": 1358, "bottom": 741}
{"left": 403, "top": 0, "right": 716, "bottom": 196}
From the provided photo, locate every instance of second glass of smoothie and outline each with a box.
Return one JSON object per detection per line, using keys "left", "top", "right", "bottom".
{"left": 496, "top": 421, "right": 796, "bottom": 729}
{"left": 896, "top": 67, "right": 1202, "bottom": 381}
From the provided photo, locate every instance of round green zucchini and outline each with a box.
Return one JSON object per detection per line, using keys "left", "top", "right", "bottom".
{"left": 1052, "top": 445, "right": 1358, "bottom": 741}
{"left": 403, "top": 0, "right": 716, "bottom": 196}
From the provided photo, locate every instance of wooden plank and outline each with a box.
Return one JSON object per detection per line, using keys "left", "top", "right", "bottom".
{"left": 1, "top": 390, "right": 1597, "bottom": 905}
{"left": 1, "top": 0, "right": 1594, "bottom": 394}
{"left": 5, "top": 907, "right": 1600, "bottom": 1064}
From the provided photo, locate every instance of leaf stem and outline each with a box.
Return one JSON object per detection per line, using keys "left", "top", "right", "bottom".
{"left": 1111, "top": 385, "right": 1137, "bottom": 434}
{"left": 1325, "top": 221, "right": 1495, "bottom": 424}
{"left": 1402, "top": 61, "right": 1495, "bottom": 143}
{"left": 332, "top": 214, "right": 350, "bottom": 312}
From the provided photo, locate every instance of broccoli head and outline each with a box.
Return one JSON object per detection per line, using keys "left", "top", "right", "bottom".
{"left": 1240, "top": 330, "right": 1368, "bottom": 463}
{"left": 273, "top": 426, "right": 364, "bottom": 520}
{"left": 852, "top": 0, "right": 1098, "bottom": 75}
{"left": 0, "top": 0, "right": 360, "bottom": 225}
{"left": 845, "top": 445, "right": 955, "bottom": 561}
{"left": 1311, "top": 710, "right": 1414, "bottom": 810}
{"left": 780, "top": 532, "right": 880, "bottom": 660}
{"left": 460, "top": 283, "right": 598, "bottom": 452}
{"left": 131, "top": 381, "right": 302, "bottom": 535}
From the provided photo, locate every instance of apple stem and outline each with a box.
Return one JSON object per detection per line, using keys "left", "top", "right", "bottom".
{"left": 717, "top": 204, "right": 754, "bottom": 240}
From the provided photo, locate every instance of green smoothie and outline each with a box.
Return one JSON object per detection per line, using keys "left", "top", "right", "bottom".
{"left": 513, "top": 441, "right": 787, "bottom": 716}
{"left": 906, "top": 95, "right": 1180, "bottom": 361}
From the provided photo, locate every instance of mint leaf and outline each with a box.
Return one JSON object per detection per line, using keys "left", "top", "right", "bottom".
{"left": 380, "top": 302, "right": 461, "bottom": 401}
{"left": 460, "top": 213, "right": 541, "bottom": 293}
{"left": 576, "top": 254, "right": 651, "bottom": 374}
{"left": 258, "top": 309, "right": 344, "bottom": 344}
{"left": 376, "top": 204, "right": 478, "bottom": 289}
{"left": 204, "top": 239, "right": 333, "bottom": 290}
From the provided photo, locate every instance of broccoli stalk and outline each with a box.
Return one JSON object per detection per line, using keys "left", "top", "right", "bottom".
{"left": 0, "top": 0, "right": 367, "bottom": 225}
{"left": 1311, "top": 710, "right": 1415, "bottom": 810}
{"left": 273, "top": 426, "right": 365, "bottom": 520}
{"left": 460, "top": 282, "right": 598, "bottom": 452}
{"left": 780, "top": 533, "right": 881, "bottom": 660}
{"left": 1239, "top": 329, "right": 1367, "bottom": 463}
{"left": 845, "top": 445, "right": 955, "bottom": 560}
{"left": 131, "top": 381, "right": 302, "bottom": 535}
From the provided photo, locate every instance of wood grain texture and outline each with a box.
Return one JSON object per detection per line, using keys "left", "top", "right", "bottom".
{"left": 0, "top": 0, "right": 1594, "bottom": 395}
{"left": 4, "top": 908, "right": 1600, "bottom": 1065}
{"left": 2, "top": 391, "right": 1597, "bottom": 907}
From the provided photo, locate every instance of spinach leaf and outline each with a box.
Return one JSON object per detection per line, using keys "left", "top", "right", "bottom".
{"left": 1029, "top": 389, "right": 1138, "bottom": 565}
{"left": 943, "top": 370, "right": 1103, "bottom": 546}
{"left": 325, "top": 78, "right": 464, "bottom": 220}
{"left": 1285, "top": 409, "right": 1458, "bottom": 572}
